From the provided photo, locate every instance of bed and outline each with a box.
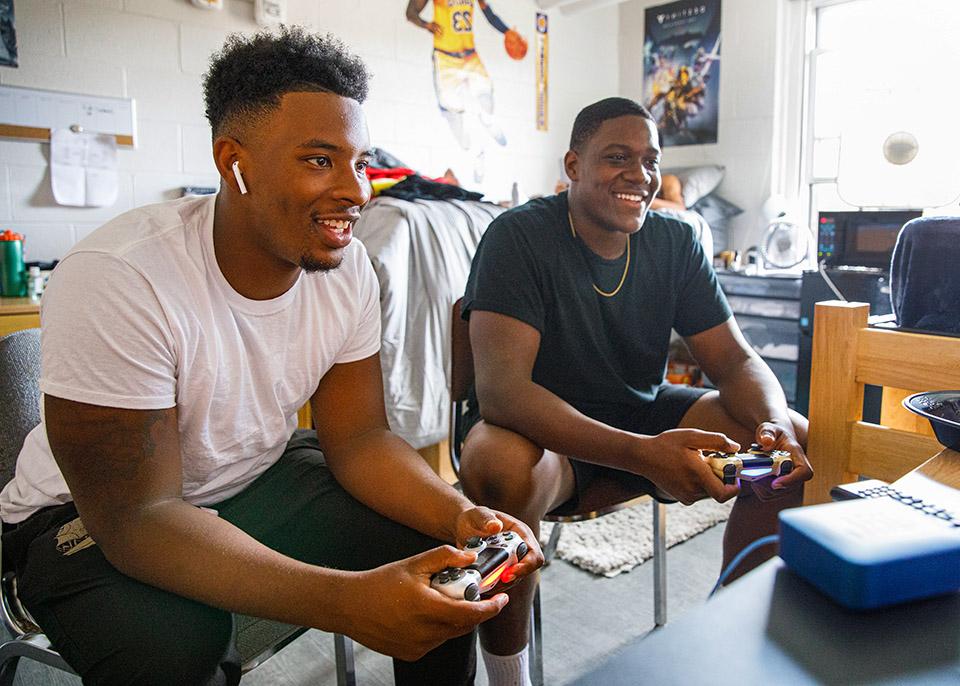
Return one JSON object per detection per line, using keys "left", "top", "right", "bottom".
{"left": 353, "top": 196, "right": 505, "bottom": 449}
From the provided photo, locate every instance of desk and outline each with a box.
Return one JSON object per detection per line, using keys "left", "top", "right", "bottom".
{"left": 573, "top": 449, "right": 960, "bottom": 686}
{"left": 0, "top": 297, "right": 40, "bottom": 337}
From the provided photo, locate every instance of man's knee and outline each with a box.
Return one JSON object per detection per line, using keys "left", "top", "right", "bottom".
{"left": 74, "top": 588, "right": 238, "bottom": 686}
{"left": 459, "top": 424, "right": 553, "bottom": 517}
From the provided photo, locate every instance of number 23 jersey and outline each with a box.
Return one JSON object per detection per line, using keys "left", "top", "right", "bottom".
{"left": 433, "top": 0, "right": 476, "bottom": 55}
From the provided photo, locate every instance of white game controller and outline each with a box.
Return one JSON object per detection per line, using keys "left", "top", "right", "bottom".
{"left": 430, "top": 532, "right": 530, "bottom": 601}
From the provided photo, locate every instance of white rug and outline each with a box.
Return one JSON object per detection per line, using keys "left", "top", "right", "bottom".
{"left": 540, "top": 498, "right": 734, "bottom": 577}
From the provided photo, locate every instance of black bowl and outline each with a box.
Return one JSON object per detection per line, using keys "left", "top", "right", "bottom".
{"left": 902, "top": 391, "right": 960, "bottom": 451}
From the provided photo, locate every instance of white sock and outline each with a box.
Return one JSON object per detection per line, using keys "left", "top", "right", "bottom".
{"left": 481, "top": 644, "right": 532, "bottom": 686}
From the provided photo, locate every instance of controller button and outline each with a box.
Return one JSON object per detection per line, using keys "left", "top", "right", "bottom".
{"left": 502, "top": 532, "right": 514, "bottom": 540}
{"left": 517, "top": 542, "right": 528, "bottom": 560}
{"left": 450, "top": 568, "right": 464, "bottom": 580}
{"left": 464, "top": 584, "right": 480, "bottom": 601}
{"left": 465, "top": 536, "right": 482, "bottom": 548}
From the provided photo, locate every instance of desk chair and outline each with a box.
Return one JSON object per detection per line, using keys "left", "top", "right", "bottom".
{"left": 804, "top": 301, "right": 960, "bottom": 504}
{"left": 0, "top": 329, "right": 357, "bottom": 686}
{"left": 448, "top": 299, "right": 668, "bottom": 686}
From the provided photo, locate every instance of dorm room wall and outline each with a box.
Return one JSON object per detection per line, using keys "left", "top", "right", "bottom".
{"left": 0, "top": 0, "right": 620, "bottom": 263}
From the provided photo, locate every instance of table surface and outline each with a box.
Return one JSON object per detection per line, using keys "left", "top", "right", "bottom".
{"left": 0, "top": 297, "right": 40, "bottom": 315}
{"left": 573, "top": 449, "right": 960, "bottom": 686}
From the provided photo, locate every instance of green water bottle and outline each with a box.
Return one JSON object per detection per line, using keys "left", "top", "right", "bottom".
{"left": 0, "top": 230, "right": 27, "bottom": 297}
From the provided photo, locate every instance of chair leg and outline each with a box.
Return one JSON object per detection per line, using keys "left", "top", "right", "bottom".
{"left": 529, "top": 578, "right": 544, "bottom": 686}
{"left": 542, "top": 523, "right": 562, "bottom": 565}
{"left": 334, "top": 633, "right": 356, "bottom": 686}
{"left": 653, "top": 500, "right": 667, "bottom": 627}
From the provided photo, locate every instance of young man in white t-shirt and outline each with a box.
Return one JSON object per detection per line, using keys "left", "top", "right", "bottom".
{"left": 0, "top": 28, "right": 542, "bottom": 686}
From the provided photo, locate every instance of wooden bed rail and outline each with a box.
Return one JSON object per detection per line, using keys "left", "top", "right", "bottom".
{"left": 804, "top": 301, "right": 960, "bottom": 504}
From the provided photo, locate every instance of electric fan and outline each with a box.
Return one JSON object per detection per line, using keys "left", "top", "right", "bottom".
{"left": 759, "top": 218, "right": 810, "bottom": 270}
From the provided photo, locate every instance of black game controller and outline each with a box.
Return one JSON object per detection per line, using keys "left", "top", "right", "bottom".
{"left": 430, "top": 532, "right": 529, "bottom": 601}
{"left": 702, "top": 443, "right": 793, "bottom": 485}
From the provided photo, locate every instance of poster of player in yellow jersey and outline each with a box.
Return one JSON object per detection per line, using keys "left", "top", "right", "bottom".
{"left": 406, "top": 0, "right": 526, "bottom": 181}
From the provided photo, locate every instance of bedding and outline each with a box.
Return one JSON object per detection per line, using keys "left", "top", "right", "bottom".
{"left": 353, "top": 196, "right": 505, "bottom": 448}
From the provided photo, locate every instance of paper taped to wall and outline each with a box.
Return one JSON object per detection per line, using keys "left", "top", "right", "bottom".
{"left": 50, "top": 128, "right": 118, "bottom": 207}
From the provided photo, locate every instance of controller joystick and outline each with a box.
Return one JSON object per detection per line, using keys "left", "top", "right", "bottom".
{"left": 430, "top": 566, "right": 482, "bottom": 601}
{"left": 703, "top": 443, "right": 794, "bottom": 485}
{"left": 430, "top": 532, "right": 530, "bottom": 601}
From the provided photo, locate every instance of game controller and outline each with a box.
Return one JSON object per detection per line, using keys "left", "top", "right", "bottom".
{"left": 430, "top": 531, "right": 530, "bottom": 601}
{"left": 702, "top": 443, "right": 793, "bottom": 485}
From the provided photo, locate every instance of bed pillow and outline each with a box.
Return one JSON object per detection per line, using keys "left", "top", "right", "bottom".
{"left": 689, "top": 193, "right": 743, "bottom": 254}
{"left": 666, "top": 165, "right": 725, "bottom": 207}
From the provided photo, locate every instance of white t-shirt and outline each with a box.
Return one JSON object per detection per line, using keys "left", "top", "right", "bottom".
{"left": 0, "top": 194, "right": 381, "bottom": 524}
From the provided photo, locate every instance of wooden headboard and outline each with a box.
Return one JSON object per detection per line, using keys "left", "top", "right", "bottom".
{"left": 804, "top": 301, "right": 960, "bottom": 504}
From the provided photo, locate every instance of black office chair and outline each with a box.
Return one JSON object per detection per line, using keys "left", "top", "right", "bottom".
{"left": 448, "top": 300, "right": 668, "bottom": 686}
{"left": 0, "top": 329, "right": 357, "bottom": 686}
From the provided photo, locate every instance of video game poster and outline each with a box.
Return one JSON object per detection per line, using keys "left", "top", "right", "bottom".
{"left": 643, "top": 0, "right": 720, "bottom": 146}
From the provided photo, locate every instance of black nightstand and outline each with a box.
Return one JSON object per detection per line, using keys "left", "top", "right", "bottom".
{"left": 716, "top": 271, "right": 801, "bottom": 408}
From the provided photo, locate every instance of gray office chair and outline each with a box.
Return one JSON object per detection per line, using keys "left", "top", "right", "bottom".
{"left": 0, "top": 328, "right": 356, "bottom": 686}
{"left": 448, "top": 300, "right": 668, "bottom": 686}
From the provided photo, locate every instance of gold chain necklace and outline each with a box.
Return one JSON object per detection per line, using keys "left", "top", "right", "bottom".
{"left": 568, "top": 211, "right": 630, "bottom": 297}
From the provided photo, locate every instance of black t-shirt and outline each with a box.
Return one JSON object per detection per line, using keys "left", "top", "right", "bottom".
{"left": 462, "top": 192, "right": 731, "bottom": 425}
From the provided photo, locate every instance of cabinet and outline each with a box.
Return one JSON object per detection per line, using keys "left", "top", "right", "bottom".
{"left": 716, "top": 272, "right": 801, "bottom": 407}
{"left": 0, "top": 298, "right": 40, "bottom": 337}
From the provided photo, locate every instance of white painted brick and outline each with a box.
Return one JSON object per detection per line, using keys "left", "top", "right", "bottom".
{"left": 0, "top": 167, "right": 9, "bottom": 221}
{"left": 13, "top": 1, "right": 65, "bottom": 59}
{"left": 362, "top": 99, "right": 399, "bottom": 149}
{"left": 119, "top": 119, "right": 181, "bottom": 172}
{"left": 13, "top": 223, "right": 77, "bottom": 263}
{"left": 74, "top": 222, "right": 104, "bottom": 244}
{"left": 64, "top": 5, "right": 180, "bottom": 71}
{"left": 125, "top": 66, "right": 206, "bottom": 123}
{"left": 123, "top": 0, "right": 255, "bottom": 31}
{"left": 336, "top": 3, "right": 396, "bottom": 61}
{"left": 132, "top": 171, "right": 220, "bottom": 208}
{"left": 181, "top": 124, "right": 217, "bottom": 176}
{"left": 180, "top": 24, "right": 234, "bottom": 76}
{"left": 0, "top": 141, "right": 49, "bottom": 167}
{"left": 0, "top": 53, "right": 124, "bottom": 97}
{"left": 9, "top": 164, "right": 134, "bottom": 223}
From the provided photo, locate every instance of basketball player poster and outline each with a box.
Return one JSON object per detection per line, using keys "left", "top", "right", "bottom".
{"left": 406, "top": 0, "right": 527, "bottom": 182}
{"left": 643, "top": 0, "right": 721, "bottom": 146}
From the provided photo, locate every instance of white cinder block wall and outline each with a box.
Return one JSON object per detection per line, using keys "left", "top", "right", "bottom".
{"left": 620, "top": 0, "right": 786, "bottom": 253}
{"left": 0, "top": 0, "right": 620, "bottom": 264}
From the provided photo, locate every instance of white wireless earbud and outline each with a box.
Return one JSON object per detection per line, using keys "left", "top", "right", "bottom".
{"left": 232, "top": 160, "right": 248, "bottom": 195}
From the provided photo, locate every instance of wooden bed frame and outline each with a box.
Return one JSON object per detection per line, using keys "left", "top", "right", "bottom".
{"left": 804, "top": 300, "right": 960, "bottom": 504}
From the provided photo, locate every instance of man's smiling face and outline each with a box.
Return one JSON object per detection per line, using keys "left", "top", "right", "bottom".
{"left": 567, "top": 114, "right": 663, "bottom": 238}
{"left": 242, "top": 90, "right": 373, "bottom": 273}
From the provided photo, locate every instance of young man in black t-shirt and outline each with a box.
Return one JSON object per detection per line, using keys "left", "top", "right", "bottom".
{"left": 459, "top": 97, "right": 812, "bottom": 685}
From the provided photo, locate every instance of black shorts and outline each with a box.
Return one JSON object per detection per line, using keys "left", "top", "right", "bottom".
{"left": 463, "top": 383, "right": 712, "bottom": 511}
{"left": 561, "top": 384, "right": 711, "bottom": 511}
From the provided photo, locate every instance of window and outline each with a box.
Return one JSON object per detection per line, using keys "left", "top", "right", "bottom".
{"left": 803, "top": 0, "right": 960, "bottom": 217}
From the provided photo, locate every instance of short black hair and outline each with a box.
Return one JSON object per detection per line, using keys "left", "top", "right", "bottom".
{"left": 569, "top": 97, "right": 654, "bottom": 151}
{"left": 203, "top": 27, "right": 370, "bottom": 137}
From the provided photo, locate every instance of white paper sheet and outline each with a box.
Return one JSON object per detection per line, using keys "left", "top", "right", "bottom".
{"left": 50, "top": 128, "right": 118, "bottom": 207}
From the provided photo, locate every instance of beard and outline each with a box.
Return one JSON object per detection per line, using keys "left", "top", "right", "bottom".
{"left": 299, "top": 252, "right": 342, "bottom": 273}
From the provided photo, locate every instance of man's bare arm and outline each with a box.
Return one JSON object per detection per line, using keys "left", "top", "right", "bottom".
{"left": 45, "top": 396, "right": 354, "bottom": 629}
{"left": 310, "top": 353, "right": 543, "bottom": 579}
{"left": 470, "top": 310, "right": 738, "bottom": 503}
{"left": 312, "top": 354, "right": 473, "bottom": 542}
{"left": 683, "top": 319, "right": 812, "bottom": 488}
{"left": 406, "top": 0, "right": 441, "bottom": 35}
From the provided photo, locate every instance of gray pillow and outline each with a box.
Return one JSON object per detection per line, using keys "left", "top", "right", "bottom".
{"left": 690, "top": 192, "right": 743, "bottom": 230}
{"left": 666, "top": 165, "right": 725, "bottom": 207}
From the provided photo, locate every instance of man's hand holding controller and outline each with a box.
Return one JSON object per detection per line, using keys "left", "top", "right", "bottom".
{"left": 334, "top": 507, "right": 542, "bottom": 661}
